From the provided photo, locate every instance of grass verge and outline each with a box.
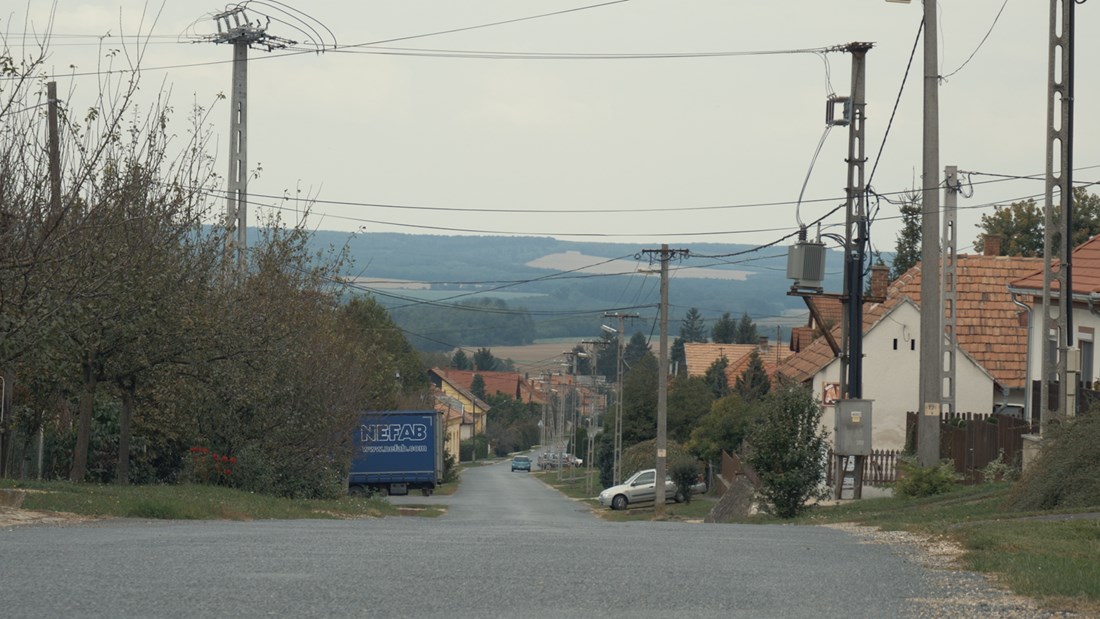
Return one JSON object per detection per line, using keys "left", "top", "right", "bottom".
{"left": 1, "top": 479, "right": 399, "bottom": 521}
{"left": 793, "top": 483, "right": 1100, "bottom": 614}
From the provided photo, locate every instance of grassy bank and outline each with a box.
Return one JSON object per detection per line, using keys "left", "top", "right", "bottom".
{"left": 1, "top": 479, "right": 398, "bottom": 521}
{"left": 795, "top": 484, "right": 1100, "bottom": 613}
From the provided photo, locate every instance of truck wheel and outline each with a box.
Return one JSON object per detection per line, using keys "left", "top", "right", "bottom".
{"left": 421, "top": 488, "right": 432, "bottom": 497}
{"left": 611, "top": 494, "right": 628, "bottom": 511}
{"left": 349, "top": 485, "right": 367, "bottom": 498}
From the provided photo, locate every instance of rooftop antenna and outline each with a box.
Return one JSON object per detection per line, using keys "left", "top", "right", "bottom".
{"left": 188, "top": 2, "right": 335, "bottom": 273}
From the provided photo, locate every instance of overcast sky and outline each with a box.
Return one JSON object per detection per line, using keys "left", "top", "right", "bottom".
{"left": 7, "top": 1, "right": 1089, "bottom": 255}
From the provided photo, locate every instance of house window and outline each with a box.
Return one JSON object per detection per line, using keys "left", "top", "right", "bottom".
{"left": 910, "top": 339, "right": 916, "bottom": 351}
{"left": 893, "top": 338, "right": 898, "bottom": 350}
{"left": 1081, "top": 339, "right": 1094, "bottom": 387}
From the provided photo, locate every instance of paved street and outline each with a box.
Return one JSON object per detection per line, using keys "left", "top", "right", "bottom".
{"left": 0, "top": 461, "right": 1029, "bottom": 618}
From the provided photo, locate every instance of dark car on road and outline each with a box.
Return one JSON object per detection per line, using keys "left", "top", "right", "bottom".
{"left": 511, "top": 455, "right": 532, "bottom": 472}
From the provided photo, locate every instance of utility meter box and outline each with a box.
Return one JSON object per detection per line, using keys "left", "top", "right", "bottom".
{"left": 834, "top": 399, "right": 872, "bottom": 456}
{"left": 787, "top": 241, "right": 826, "bottom": 291}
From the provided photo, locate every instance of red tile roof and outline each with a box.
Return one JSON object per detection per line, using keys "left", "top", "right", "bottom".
{"left": 683, "top": 342, "right": 793, "bottom": 387}
{"left": 775, "top": 254, "right": 1042, "bottom": 388}
{"left": 1010, "top": 234, "right": 1100, "bottom": 296}
{"left": 432, "top": 369, "right": 538, "bottom": 403}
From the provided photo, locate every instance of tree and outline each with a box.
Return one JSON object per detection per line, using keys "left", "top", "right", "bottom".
{"left": 471, "top": 374, "right": 487, "bottom": 401}
{"left": 667, "top": 375, "right": 714, "bottom": 443}
{"left": 703, "top": 355, "right": 730, "bottom": 399}
{"left": 570, "top": 344, "right": 592, "bottom": 375}
{"left": 687, "top": 395, "right": 759, "bottom": 462}
{"left": 746, "top": 382, "right": 829, "bottom": 518}
{"left": 621, "top": 353, "right": 658, "bottom": 445}
{"left": 594, "top": 330, "right": 619, "bottom": 381}
{"left": 892, "top": 189, "right": 922, "bottom": 279}
{"left": 733, "top": 312, "right": 758, "bottom": 345}
{"left": 671, "top": 337, "right": 687, "bottom": 376}
{"left": 623, "top": 332, "right": 651, "bottom": 372}
{"left": 974, "top": 189, "right": 1100, "bottom": 256}
{"left": 451, "top": 350, "right": 471, "bottom": 370}
{"left": 711, "top": 312, "right": 737, "bottom": 344}
{"left": 735, "top": 351, "right": 770, "bottom": 402}
{"left": 472, "top": 348, "right": 499, "bottom": 371}
{"left": 680, "top": 308, "right": 708, "bottom": 343}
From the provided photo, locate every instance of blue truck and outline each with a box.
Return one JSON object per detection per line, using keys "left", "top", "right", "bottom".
{"left": 348, "top": 410, "right": 444, "bottom": 497}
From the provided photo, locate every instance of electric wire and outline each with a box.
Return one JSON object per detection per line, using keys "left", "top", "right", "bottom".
{"left": 940, "top": 0, "right": 1010, "bottom": 81}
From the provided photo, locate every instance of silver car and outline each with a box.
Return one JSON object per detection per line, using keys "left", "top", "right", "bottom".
{"left": 597, "top": 468, "right": 684, "bottom": 510}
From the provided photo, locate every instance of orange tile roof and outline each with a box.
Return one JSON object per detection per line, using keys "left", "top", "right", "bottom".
{"left": 432, "top": 369, "right": 538, "bottom": 403}
{"left": 1010, "top": 234, "right": 1100, "bottom": 296}
{"left": 683, "top": 342, "right": 793, "bottom": 388}
{"left": 775, "top": 254, "right": 1042, "bottom": 388}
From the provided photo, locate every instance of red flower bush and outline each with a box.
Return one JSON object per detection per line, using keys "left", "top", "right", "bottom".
{"left": 185, "top": 446, "right": 236, "bottom": 486}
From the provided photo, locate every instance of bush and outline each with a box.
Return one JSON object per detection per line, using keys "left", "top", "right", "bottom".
{"left": 669, "top": 457, "right": 699, "bottom": 504}
{"left": 460, "top": 436, "right": 490, "bottom": 461}
{"left": 895, "top": 460, "right": 959, "bottom": 498}
{"left": 745, "top": 382, "right": 829, "bottom": 519}
{"left": 595, "top": 432, "right": 614, "bottom": 488}
{"left": 1008, "top": 413, "right": 1100, "bottom": 511}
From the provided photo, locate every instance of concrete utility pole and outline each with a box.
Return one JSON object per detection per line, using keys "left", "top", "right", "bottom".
{"left": 203, "top": 6, "right": 294, "bottom": 273}
{"left": 603, "top": 312, "right": 638, "bottom": 484}
{"left": 917, "top": 0, "right": 943, "bottom": 467}
{"left": 841, "top": 43, "right": 871, "bottom": 400}
{"left": 641, "top": 245, "right": 688, "bottom": 517}
{"left": 1041, "top": 0, "right": 1078, "bottom": 426}
{"left": 941, "top": 166, "right": 960, "bottom": 416}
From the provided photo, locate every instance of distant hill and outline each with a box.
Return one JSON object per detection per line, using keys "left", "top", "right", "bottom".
{"left": 310, "top": 231, "right": 846, "bottom": 349}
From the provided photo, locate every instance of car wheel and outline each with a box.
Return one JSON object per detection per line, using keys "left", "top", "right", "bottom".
{"left": 611, "top": 494, "right": 628, "bottom": 511}
{"left": 674, "top": 490, "right": 685, "bottom": 504}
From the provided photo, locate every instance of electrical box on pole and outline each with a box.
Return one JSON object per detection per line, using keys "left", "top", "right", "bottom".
{"left": 834, "top": 400, "right": 873, "bottom": 456}
{"left": 787, "top": 239, "right": 827, "bottom": 293}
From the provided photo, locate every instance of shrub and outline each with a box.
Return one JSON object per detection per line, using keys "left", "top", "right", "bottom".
{"left": 745, "top": 382, "right": 829, "bottom": 518}
{"left": 895, "top": 460, "right": 959, "bottom": 498}
{"left": 980, "top": 449, "right": 1020, "bottom": 483}
{"left": 669, "top": 457, "right": 700, "bottom": 504}
{"left": 460, "top": 436, "right": 490, "bottom": 461}
{"left": 1008, "top": 413, "right": 1100, "bottom": 510}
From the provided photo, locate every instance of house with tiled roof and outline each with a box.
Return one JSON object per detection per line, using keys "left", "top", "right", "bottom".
{"left": 683, "top": 340, "right": 794, "bottom": 387}
{"left": 775, "top": 247, "right": 1043, "bottom": 451}
{"left": 427, "top": 370, "right": 491, "bottom": 461}
{"left": 430, "top": 368, "right": 541, "bottom": 404}
{"left": 1008, "top": 234, "right": 1100, "bottom": 420}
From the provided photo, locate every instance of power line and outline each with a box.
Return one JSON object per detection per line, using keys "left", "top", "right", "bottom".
{"left": 940, "top": 0, "right": 1010, "bottom": 81}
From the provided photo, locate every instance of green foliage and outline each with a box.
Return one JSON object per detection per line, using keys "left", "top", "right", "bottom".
{"left": 734, "top": 351, "right": 770, "bottom": 402}
{"left": 470, "top": 374, "right": 487, "bottom": 400}
{"left": 389, "top": 298, "right": 536, "bottom": 352}
{"left": 669, "top": 456, "right": 700, "bottom": 504}
{"left": 1008, "top": 413, "right": 1100, "bottom": 510}
{"left": 620, "top": 439, "right": 691, "bottom": 479}
{"left": 460, "top": 436, "right": 490, "bottom": 461}
{"left": 621, "top": 353, "right": 658, "bottom": 445}
{"left": 746, "top": 383, "right": 829, "bottom": 518}
{"left": 442, "top": 447, "right": 458, "bottom": 483}
{"left": 974, "top": 189, "right": 1100, "bottom": 257}
{"left": 671, "top": 337, "right": 687, "bottom": 376}
{"left": 892, "top": 190, "right": 922, "bottom": 279}
{"left": 711, "top": 312, "right": 737, "bottom": 344}
{"left": 667, "top": 375, "right": 714, "bottom": 443}
{"left": 623, "top": 332, "right": 651, "bottom": 370}
{"left": 486, "top": 397, "right": 540, "bottom": 456}
{"left": 595, "top": 431, "right": 614, "bottom": 488}
{"left": 687, "top": 395, "right": 758, "bottom": 462}
{"left": 680, "top": 307, "right": 708, "bottom": 343}
{"left": 980, "top": 449, "right": 1020, "bottom": 483}
{"left": 451, "top": 350, "right": 471, "bottom": 370}
{"left": 472, "top": 347, "right": 500, "bottom": 371}
{"left": 733, "top": 312, "right": 758, "bottom": 345}
{"left": 895, "top": 460, "right": 960, "bottom": 498}
{"left": 703, "top": 355, "right": 730, "bottom": 399}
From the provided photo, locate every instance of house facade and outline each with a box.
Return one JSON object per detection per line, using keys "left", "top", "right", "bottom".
{"left": 777, "top": 250, "right": 1042, "bottom": 451}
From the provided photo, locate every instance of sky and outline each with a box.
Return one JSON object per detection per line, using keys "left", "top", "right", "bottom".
{"left": 5, "top": 0, "right": 1091, "bottom": 257}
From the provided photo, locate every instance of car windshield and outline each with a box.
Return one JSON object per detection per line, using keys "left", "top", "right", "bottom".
{"left": 513, "top": 456, "right": 529, "bottom": 463}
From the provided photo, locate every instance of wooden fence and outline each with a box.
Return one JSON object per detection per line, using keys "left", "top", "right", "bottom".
{"left": 825, "top": 449, "right": 900, "bottom": 486}
{"left": 906, "top": 411, "right": 1036, "bottom": 483}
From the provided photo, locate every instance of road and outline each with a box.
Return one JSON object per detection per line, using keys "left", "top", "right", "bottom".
{"left": 0, "top": 460, "right": 1033, "bottom": 618}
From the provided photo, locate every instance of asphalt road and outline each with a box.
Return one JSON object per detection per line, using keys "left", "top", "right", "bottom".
{"left": 0, "top": 460, "right": 1012, "bottom": 618}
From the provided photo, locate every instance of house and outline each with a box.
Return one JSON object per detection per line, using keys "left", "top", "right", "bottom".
{"left": 776, "top": 245, "right": 1042, "bottom": 451}
{"left": 682, "top": 339, "right": 794, "bottom": 387}
{"left": 1007, "top": 233, "right": 1100, "bottom": 420}
{"left": 428, "top": 369, "right": 491, "bottom": 461}
{"left": 430, "top": 368, "right": 542, "bottom": 404}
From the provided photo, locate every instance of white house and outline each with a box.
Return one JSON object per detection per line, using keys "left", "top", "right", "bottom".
{"left": 777, "top": 248, "right": 1043, "bottom": 451}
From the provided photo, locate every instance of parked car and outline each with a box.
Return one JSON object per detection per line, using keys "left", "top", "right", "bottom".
{"left": 511, "top": 455, "right": 532, "bottom": 472}
{"left": 597, "top": 468, "right": 684, "bottom": 510}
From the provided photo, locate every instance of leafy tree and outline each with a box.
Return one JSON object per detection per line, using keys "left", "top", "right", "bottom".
{"left": 892, "top": 189, "right": 922, "bottom": 279}
{"left": 735, "top": 351, "right": 770, "bottom": 402}
{"left": 594, "top": 330, "right": 619, "bottom": 381}
{"left": 451, "top": 350, "right": 471, "bottom": 370}
{"left": 570, "top": 344, "right": 592, "bottom": 375}
{"left": 473, "top": 347, "right": 499, "bottom": 371}
{"left": 623, "top": 332, "right": 651, "bottom": 372}
{"left": 746, "top": 382, "right": 829, "bottom": 518}
{"left": 621, "top": 353, "right": 658, "bottom": 445}
{"left": 733, "top": 312, "right": 758, "bottom": 345}
{"left": 711, "top": 312, "right": 737, "bottom": 344}
{"left": 703, "top": 355, "right": 730, "bottom": 399}
{"left": 671, "top": 337, "right": 687, "bottom": 376}
{"left": 687, "top": 395, "right": 759, "bottom": 462}
{"left": 595, "top": 431, "right": 615, "bottom": 488}
{"left": 680, "top": 308, "right": 708, "bottom": 342}
{"left": 667, "top": 375, "right": 714, "bottom": 443}
{"left": 974, "top": 189, "right": 1100, "bottom": 256}
{"left": 471, "top": 374, "right": 487, "bottom": 401}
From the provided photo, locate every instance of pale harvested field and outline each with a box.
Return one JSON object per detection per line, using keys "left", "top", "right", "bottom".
{"left": 476, "top": 341, "right": 582, "bottom": 373}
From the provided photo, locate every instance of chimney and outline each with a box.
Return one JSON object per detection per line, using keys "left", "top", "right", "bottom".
{"left": 983, "top": 234, "right": 1003, "bottom": 257}
{"left": 869, "top": 264, "right": 889, "bottom": 302}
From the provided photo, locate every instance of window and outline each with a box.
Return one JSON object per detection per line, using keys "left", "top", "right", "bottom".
{"left": 1081, "top": 339, "right": 1094, "bottom": 386}
{"left": 635, "top": 472, "right": 655, "bottom": 486}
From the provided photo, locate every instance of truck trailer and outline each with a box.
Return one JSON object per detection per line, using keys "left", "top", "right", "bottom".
{"left": 348, "top": 410, "right": 443, "bottom": 497}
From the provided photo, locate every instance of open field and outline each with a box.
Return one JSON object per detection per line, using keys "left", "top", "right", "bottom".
{"left": 480, "top": 340, "right": 586, "bottom": 373}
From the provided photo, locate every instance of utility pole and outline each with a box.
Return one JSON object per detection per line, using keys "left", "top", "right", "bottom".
{"left": 917, "top": 0, "right": 943, "bottom": 467}
{"left": 941, "top": 166, "right": 960, "bottom": 417}
{"left": 841, "top": 43, "right": 871, "bottom": 400}
{"left": 1041, "top": 0, "right": 1077, "bottom": 426}
{"left": 47, "top": 81, "right": 62, "bottom": 223}
{"left": 603, "top": 312, "right": 638, "bottom": 484}
{"left": 641, "top": 245, "right": 688, "bottom": 517}
{"left": 203, "top": 6, "right": 294, "bottom": 273}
